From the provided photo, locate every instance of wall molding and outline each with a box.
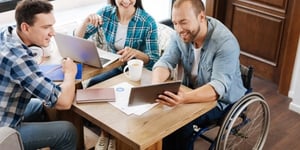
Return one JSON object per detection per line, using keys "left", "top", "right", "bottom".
{"left": 289, "top": 102, "right": 300, "bottom": 114}
{"left": 289, "top": 36, "right": 300, "bottom": 114}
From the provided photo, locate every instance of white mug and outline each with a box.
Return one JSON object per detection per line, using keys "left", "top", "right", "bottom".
{"left": 123, "top": 59, "right": 144, "bottom": 81}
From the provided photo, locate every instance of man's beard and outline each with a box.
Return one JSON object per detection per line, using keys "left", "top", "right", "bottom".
{"left": 180, "top": 26, "right": 201, "bottom": 43}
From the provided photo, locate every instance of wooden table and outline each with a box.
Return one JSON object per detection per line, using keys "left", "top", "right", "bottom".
{"left": 70, "top": 69, "right": 217, "bottom": 150}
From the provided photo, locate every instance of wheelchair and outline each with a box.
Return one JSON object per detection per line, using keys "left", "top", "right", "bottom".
{"left": 190, "top": 65, "right": 271, "bottom": 150}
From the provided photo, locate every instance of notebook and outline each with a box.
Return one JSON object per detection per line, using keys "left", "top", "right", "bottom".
{"left": 128, "top": 81, "right": 182, "bottom": 106}
{"left": 54, "top": 32, "right": 120, "bottom": 68}
{"left": 39, "top": 63, "right": 82, "bottom": 81}
{"left": 76, "top": 88, "right": 115, "bottom": 103}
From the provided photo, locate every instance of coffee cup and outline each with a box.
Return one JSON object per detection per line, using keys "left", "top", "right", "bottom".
{"left": 123, "top": 59, "right": 144, "bottom": 81}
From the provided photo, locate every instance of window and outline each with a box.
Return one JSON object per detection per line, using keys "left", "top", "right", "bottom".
{"left": 0, "top": 0, "right": 54, "bottom": 13}
{"left": 0, "top": 0, "right": 20, "bottom": 13}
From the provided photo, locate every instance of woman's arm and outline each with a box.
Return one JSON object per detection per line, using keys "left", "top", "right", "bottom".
{"left": 74, "top": 13, "right": 102, "bottom": 38}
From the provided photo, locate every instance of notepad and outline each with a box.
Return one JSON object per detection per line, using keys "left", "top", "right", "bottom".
{"left": 39, "top": 63, "right": 82, "bottom": 81}
{"left": 76, "top": 88, "right": 115, "bottom": 103}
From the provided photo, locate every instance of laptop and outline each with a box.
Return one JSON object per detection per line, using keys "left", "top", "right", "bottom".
{"left": 128, "top": 80, "right": 182, "bottom": 106}
{"left": 54, "top": 32, "right": 120, "bottom": 68}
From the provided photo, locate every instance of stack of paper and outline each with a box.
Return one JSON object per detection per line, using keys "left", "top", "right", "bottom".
{"left": 109, "top": 82, "right": 158, "bottom": 115}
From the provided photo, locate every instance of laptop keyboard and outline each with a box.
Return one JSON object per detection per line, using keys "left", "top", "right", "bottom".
{"left": 100, "top": 57, "right": 110, "bottom": 65}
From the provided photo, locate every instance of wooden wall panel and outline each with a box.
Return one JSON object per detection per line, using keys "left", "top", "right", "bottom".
{"left": 212, "top": 0, "right": 299, "bottom": 95}
{"left": 248, "top": 0, "right": 287, "bottom": 9}
{"left": 224, "top": 0, "right": 289, "bottom": 83}
{"left": 231, "top": 6, "right": 284, "bottom": 66}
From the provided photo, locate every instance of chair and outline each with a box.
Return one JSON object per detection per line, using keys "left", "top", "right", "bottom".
{"left": 157, "top": 23, "right": 175, "bottom": 56}
{"left": 159, "top": 0, "right": 176, "bottom": 29}
{"left": 0, "top": 127, "right": 24, "bottom": 150}
{"left": 190, "top": 65, "right": 271, "bottom": 150}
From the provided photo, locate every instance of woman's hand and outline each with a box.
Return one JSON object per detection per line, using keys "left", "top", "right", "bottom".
{"left": 84, "top": 13, "right": 103, "bottom": 27}
{"left": 117, "top": 46, "right": 137, "bottom": 62}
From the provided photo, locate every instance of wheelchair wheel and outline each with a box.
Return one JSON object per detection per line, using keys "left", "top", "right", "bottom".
{"left": 215, "top": 92, "right": 270, "bottom": 150}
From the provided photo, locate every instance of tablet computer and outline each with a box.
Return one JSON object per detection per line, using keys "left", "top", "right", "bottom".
{"left": 128, "top": 81, "right": 181, "bottom": 106}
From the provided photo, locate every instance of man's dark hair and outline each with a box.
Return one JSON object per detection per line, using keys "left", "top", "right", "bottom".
{"left": 15, "top": 0, "right": 53, "bottom": 30}
{"left": 173, "top": 0, "right": 205, "bottom": 15}
{"left": 109, "top": 0, "right": 144, "bottom": 10}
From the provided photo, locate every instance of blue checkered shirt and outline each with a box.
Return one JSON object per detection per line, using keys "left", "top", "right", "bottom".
{"left": 0, "top": 26, "right": 61, "bottom": 128}
{"left": 83, "top": 5, "right": 159, "bottom": 70}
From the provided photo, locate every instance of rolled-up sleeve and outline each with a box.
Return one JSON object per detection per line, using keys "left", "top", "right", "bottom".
{"left": 11, "top": 59, "right": 61, "bottom": 107}
{"left": 208, "top": 38, "right": 241, "bottom": 101}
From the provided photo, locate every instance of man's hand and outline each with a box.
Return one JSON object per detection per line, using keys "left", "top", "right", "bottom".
{"left": 61, "top": 57, "right": 77, "bottom": 78}
{"left": 156, "top": 88, "right": 186, "bottom": 107}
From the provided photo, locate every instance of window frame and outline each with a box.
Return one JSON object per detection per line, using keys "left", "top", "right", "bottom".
{"left": 0, "top": 0, "right": 21, "bottom": 13}
{"left": 0, "top": 0, "right": 54, "bottom": 13}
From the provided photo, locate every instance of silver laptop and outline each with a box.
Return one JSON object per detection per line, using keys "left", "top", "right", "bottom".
{"left": 54, "top": 32, "right": 120, "bottom": 68}
{"left": 128, "top": 81, "right": 182, "bottom": 106}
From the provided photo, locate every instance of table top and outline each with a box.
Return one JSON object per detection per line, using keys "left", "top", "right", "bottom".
{"left": 71, "top": 69, "right": 217, "bottom": 149}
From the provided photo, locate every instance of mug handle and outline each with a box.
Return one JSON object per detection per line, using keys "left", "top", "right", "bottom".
{"left": 123, "top": 65, "right": 130, "bottom": 79}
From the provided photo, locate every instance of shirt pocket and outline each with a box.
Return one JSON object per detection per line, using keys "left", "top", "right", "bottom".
{"left": 199, "top": 62, "right": 213, "bottom": 83}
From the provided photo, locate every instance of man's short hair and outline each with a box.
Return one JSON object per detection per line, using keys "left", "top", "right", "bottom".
{"left": 15, "top": 0, "right": 53, "bottom": 30}
{"left": 173, "top": 0, "right": 205, "bottom": 16}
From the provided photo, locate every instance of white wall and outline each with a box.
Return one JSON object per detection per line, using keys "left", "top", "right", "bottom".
{"left": 0, "top": 0, "right": 104, "bottom": 26}
{"left": 143, "top": 0, "right": 172, "bottom": 22}
{"left": 0, "top": 0, "right": 171, "bottom": 33}
{"left": 289, "top": 36, "right": 300, "bottom": 114}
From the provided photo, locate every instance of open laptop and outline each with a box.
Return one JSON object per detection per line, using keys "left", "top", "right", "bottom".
{"left": 54, "top": 32, "right": 120, "bottom": 68}
{"left": 128, "top": 80, "right": 182, "bottom": 106}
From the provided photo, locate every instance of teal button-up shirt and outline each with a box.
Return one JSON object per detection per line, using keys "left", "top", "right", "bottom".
{"left": 83, "top": 5, "right": 159, "bottom": 70}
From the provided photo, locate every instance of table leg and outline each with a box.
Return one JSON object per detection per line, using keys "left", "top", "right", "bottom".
{"left": 145, "top": 140, "right": 162, "bottom": 150}
{"left": 57, "top": 110, "right": 84, "bottom": 150}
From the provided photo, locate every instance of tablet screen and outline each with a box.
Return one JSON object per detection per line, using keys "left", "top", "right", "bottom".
{"left": 128, "top": 81, "right": 181, "bottom": 106}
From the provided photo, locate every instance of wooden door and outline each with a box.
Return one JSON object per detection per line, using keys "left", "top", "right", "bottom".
{"left": 207, "top": 0, "right": 300, "bottom": 95}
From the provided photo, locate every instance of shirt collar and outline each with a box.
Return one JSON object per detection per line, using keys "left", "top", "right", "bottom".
{"left": 202, "top": 17, "right": 214, "bottom": 51}
{"left": 11, "top": 27, "right": 26, "bottom": 45}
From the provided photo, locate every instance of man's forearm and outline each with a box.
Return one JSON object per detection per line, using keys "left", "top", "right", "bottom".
{"left": 55, "top": 73, "right": 76, "bottom": 110}
{"left": 152, "top": 67, "right": 170, "bottom": 83}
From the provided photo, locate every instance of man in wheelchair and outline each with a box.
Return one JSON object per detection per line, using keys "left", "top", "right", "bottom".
{"left": 152, "top": 0, "right": 246, "bottom": 149}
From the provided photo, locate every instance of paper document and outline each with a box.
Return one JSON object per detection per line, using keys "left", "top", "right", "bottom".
{"left": 109, "top": 82, "right": 158, "bottom": 115}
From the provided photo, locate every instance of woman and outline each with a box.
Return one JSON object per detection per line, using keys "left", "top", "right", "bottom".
{"left": 75, "top": 0, "right": 159, "bottom": 87}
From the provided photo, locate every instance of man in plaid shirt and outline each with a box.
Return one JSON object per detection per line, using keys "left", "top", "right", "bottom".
{"left": 0, "top": 0, "right": 78, "bottom": 149}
